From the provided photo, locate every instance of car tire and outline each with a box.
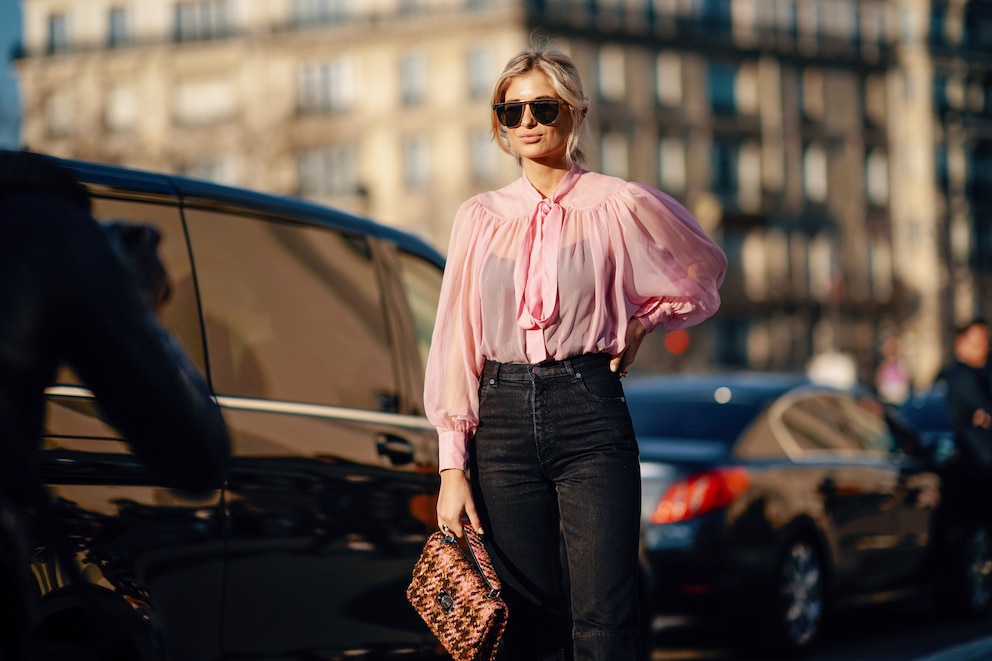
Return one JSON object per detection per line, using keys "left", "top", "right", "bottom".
{"left": 937, "top": 522, "right": 992, "bottom": 617}
{"left": 764, "top": 536, "right": 826, "bottom": 654}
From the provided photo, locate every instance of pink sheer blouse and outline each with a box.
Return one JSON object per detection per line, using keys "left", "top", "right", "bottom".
{"left": 425, "top": 164, "right": 727, "bottom": 471}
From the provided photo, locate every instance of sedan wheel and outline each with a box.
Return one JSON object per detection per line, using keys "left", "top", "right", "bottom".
{"left": 769, "top": 537, "right": 825, "bottom": 652}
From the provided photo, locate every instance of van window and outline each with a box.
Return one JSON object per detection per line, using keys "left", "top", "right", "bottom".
{"left": 396, "top": 251, "right": 443, "bottom": 377}
{"left": 47, "top": 197, "right": 198, "bottom": 440}
{"left": 91, "top": 198, "right": 204, "bottom": 368}
{"left": 186, "top": 210, "right": 397, "bottom": 411}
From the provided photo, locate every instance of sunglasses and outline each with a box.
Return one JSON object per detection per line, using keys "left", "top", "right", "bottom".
{"left": 492, "top": 99, "right": 568, "bottom": 128}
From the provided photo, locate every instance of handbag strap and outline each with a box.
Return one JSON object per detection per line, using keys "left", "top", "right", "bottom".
{"left": 462, "top": 524, "right": 502, "bottom": 594}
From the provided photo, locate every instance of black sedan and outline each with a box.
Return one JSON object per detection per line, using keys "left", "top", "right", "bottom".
{"left": 626, "top": 372, "right": 992, "bottom": 655}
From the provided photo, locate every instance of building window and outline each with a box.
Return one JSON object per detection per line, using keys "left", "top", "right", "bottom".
{"left": 655, "top": 51, "right": 682, "bottom": 107}
{"left": 470, "top": 129, "right": 498, "bottom": 183}
{"left": 467, "top": 47, "right": 493, "bottom": 100}
{"left": 732, "top": 0, "right": 760, "bottom": 44}
{"left": 598, "top": 45, "right": 626, "bottom": 102}
{"left": 601, "top": 131, "right": 629, "bottom": 179}
{"left": 299, "top": 58, "right": 356, "bottom": 113}
{"left": 175, "top": 0, "right": 230, "bottom": 42}
{"left": 707, "top": 62, "right": 737, "bottom": 115}
{"left": 400, "top": 52, "right": 428, "bottom": 106}
{"left": 299, "top": 145, "right": 358, "bottom": 196}
{"left": 800, "top": 67, "right": 825, "bottom": 120}
{"left": 803, "top": 144, "right": 828, "bottom": 203}
{"left": 969, "top": 142, "right": 992, "bottom": 207}
{"left": 775, "top": 0, "right": 797, "bottom": 36}
{"left": 864, "top": 73, "right": 887, "bottom": 126}
{"left": 399, "top": 0, "right": 428, "bottom": 15}
{"left": 108, "top": 8, "right": 129, "bottom": 48}
{"left": 48, "top": 13, "right": 69, "bottom": 54}
{"left": 862, "top": 2, "right": 888, "bottom": 51}
{"left": 866, "top": 149, "right": 889, "bottom": 207}
{"left": 700, "top": 0, "right": 732, "bottom": 31}
{"left": 403, "top": 137, "right": 430, "bottom": 190}
{"left": 796, "top": 0, "right": 820, "bottom": 40}
{"left": 292, "top": 0, "right": 349, "bottom": 25}
{"left": 711, "top": 138, "right": 739, "bottom": 198}
{"left": 820, "top": 0, "right": 856, "bottom": 41}
{"left": 964, "top": 4, "right": 992, "bottom": 51}
{"left": 658, "top": 136, "right": 686, "bottom": 192}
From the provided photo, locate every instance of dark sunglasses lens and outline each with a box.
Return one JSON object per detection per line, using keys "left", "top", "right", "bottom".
{"left": 533, "top": 102, "right": 561, "bottom": 125}
{"left": 498, "top": 104, "right": 523, "bottom": 127}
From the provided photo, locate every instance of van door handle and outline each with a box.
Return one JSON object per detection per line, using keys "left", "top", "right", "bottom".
{"left": 377, "top": 434, "right": 414, "bottom": 466}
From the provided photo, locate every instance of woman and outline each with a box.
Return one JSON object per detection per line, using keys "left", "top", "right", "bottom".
{"left": 425, "top": 49, "right": 726, "bottom": 660}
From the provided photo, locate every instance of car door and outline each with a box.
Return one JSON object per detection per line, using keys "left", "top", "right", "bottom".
{"left": 776, "top": 392, "right": 904, "bottom": 593}
{"left": 41, "top": 193, "right": 226, "bottom": 661}
{"left": 836, "top": 395, "right": 941, "bottom": 587}
{"left": 182, "top": 204, "right": 442, "bottom": 659}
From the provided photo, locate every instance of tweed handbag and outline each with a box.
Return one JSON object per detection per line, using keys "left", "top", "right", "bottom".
{"left": 406, "top": 524, "right": 508, "bottom": 661}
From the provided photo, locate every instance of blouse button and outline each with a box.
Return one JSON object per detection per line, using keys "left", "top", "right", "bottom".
{"left": 489, "top": 378, "right": 496, "bottom": 385}
{"left": 575, "top": 373, "right": 582, "bottom": 379}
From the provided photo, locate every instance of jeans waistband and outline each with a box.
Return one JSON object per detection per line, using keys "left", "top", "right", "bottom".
{"left": 482, "top": 353, "right": 612, "bottom": 381}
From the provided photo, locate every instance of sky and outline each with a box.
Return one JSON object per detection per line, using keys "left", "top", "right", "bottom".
{"left": 0, "top": 0, "right": 22, "bottom": 149}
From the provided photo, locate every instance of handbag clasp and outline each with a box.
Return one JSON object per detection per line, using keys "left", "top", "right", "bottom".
{"left": 437, "top": 590, "right": 455, "bottom": 613}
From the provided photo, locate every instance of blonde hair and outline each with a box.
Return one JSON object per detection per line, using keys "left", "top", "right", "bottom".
{"left": 490, "top": 49, "right": 588, "bottom": 168}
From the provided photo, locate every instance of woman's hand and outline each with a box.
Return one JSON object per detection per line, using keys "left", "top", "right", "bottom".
{"left": 610, "top": 317, "right": 647, "bottom": 377}
{"left": 437, "top": 469, "right": 482, "bottom": 538}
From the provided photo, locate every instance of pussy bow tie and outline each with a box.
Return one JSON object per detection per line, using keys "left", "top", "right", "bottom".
{"left": 514, "top": 196, "right": 565, "bottom": 332}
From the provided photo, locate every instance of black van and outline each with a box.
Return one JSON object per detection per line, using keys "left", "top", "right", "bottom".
{"left": 35, "top": 158, "right": 447, "bottom": 660}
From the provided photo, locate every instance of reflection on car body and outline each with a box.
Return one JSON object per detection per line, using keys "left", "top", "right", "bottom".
{"left": 34, "top": 158, "right": 448, "bottom": 659}
{"left": 628, "top": 372, "right": 992, "bottom": 655}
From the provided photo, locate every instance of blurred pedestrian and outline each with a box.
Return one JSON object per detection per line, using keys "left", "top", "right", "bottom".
{"left": 0, "top": 149, "right": 230, "bottom": 660}
{"left": 425, "top": 48, "right": 726, "bottom": 660}
{"left": 875, "top": 336, "right": 911, "bottom": 405}
{"left": 943, "top": 318, "right": 992, "bottom": 510}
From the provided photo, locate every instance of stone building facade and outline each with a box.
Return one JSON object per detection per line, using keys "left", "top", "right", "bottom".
{"left": 15, "top": 0, "right": 992, "bottom": 387}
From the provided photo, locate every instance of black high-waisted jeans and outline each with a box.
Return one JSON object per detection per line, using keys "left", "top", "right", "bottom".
{"left": 470, "top": 353, "right": 642, "bottom": 661}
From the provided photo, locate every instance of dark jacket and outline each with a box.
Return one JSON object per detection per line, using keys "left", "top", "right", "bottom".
{"left": 944, "top": 359, "right": 992, "bottom": 473}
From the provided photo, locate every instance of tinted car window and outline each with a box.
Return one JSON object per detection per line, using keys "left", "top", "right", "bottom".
{"left": 47, "top": 198, "right": 198, "bottom": 439}
{"left": 95, "top": 198, "right": 203, "bottom": 367}
{"left": 837, "top": 395, "right": 894, "bottom": 453}
{"left": 626, "top": 395, "right": 759, "bottom": 444}
{"left": 779, "top": 393, "right": 886, "bottom": 453}
{"left": 186, "top": 209, "right": 397, "bottom": 410}
{"left": 397, "top": 250, "right": 443, "bottom": 376}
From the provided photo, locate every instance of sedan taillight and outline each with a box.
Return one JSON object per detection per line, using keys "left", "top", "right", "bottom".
{"left": 650, "top": 467, "right": 751, "bottom": 524}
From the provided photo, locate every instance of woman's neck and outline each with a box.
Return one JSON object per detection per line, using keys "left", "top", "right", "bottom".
{"left": 522, "top": 160, "right": 570, "bottom": 199}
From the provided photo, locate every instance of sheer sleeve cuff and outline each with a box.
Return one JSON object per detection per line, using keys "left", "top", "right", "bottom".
{"left": 438, "top": 430, "right": 469, "bottom": 472}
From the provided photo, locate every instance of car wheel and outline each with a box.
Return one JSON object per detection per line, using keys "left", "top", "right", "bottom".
{"left": 939, "top": 522, "right": 992, "bottom": 617}
{"left": 766, "top": 536, "right": 825, "bottom": 653}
